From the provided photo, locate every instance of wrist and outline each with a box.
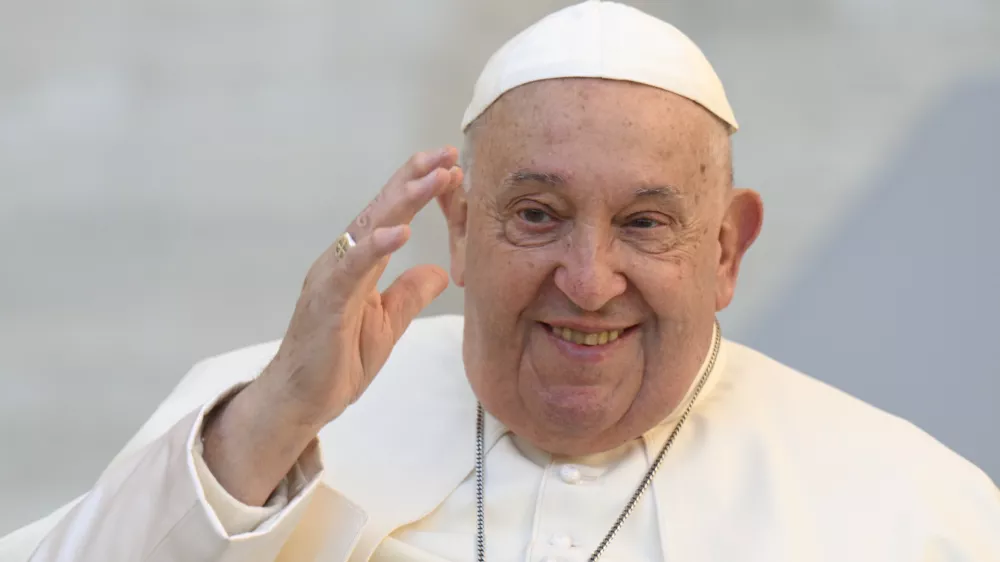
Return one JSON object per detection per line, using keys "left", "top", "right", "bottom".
{"left": 200, "top": 380, "right": 321, "bottom": 507}
{"left": 254, "top": 360, "right": 345, "bottom": 433}
{"left": 229, "top": 376, "right": 323, "bottom": 453}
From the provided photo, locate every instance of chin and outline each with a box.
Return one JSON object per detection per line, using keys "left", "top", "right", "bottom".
{"left": 534, "top": 385, "right": 620, "bottom": 438}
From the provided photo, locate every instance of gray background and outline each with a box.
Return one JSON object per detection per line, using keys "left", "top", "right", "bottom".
{"left": 1, "top": 0, "right": 997, "bottom": 534}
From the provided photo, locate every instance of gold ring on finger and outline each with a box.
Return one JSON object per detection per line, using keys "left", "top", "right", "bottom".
{"left": 334, "top": 231, "right": 357, "bottom": 260}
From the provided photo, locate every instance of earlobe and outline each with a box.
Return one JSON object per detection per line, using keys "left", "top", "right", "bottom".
{"left": 716, "top": 188, "right": 764, "bottom": 309}
{"left": 437, "top": 188, "right": 469, "bottom": 287}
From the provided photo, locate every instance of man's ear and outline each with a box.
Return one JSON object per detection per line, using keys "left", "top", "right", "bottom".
{"left": 437, "top": 186, "right": 469, "bottom": 287}
{"left": 716, "top": 188, "right": 763, "bottom": 310}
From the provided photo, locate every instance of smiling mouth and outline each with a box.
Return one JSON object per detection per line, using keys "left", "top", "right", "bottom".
{"left": 541, "top": 323, "right": 637, "bottom": 346}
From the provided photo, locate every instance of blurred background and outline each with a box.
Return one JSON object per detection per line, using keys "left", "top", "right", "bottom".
{"left": 1, "top": 0, "right": 998, "bottom": 534}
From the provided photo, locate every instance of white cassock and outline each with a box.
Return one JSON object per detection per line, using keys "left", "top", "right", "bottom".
{"left": 0, "top": 315, "right": 997, "bottom": 561}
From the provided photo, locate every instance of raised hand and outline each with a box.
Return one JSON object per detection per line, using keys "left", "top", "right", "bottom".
{"left": 262, "top": 146, "right": 463, "bottom": 427}
{"left": 202, "top": 147, "right": 463, "bottom": 505}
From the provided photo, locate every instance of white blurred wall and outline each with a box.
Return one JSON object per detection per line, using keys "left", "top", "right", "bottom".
{"left": 1, "top": 0, "right": 998, "bottom": 533}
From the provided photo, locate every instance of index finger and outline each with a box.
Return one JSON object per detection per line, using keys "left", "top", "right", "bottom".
{"left": 352, "top": 147, "right": 460, "bottom": 236}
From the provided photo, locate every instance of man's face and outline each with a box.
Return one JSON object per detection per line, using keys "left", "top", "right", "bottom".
{"left": 442, "top": 78, "right": 761, "bottom": 455}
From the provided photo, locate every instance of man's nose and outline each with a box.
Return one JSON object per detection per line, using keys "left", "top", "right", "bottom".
{"left": 553, "top": 228, "right": 627, "bottom": 312}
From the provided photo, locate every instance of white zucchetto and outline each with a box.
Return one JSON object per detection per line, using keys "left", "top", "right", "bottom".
{"left": 461, "top": 0, "right": 738, "bottom": 133}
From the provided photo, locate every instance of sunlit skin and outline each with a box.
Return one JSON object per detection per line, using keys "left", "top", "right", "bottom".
{"left": 439, "top": 78, "right": 763, "bottom": 456}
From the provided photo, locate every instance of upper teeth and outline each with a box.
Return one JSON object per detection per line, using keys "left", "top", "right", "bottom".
{"left": 552, "top": 326, "right": 622, "bottom": 346}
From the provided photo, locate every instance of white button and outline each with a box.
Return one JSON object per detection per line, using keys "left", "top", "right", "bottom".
{"left": 549, "top": 534, "right": 573, "bottom": 549}
{"left": 559, "top": 464, "right": 582, "bottom": 484}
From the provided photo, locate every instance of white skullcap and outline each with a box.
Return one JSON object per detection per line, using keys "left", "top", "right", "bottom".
{"left": 461, "top": 0, "right": 737, "bottom": 133}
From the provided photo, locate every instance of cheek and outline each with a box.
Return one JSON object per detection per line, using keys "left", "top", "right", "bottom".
{"left": 465, "top": 230, "right": 552, "bottom": 317}
{"left": 463, "top": 236, "right": 555, "bottom": 405}
{"left": 627, "top": 252, "right": 712, "bottom": 316}
{"left": 631, "top": 264, "right": 686, "bottom": 312}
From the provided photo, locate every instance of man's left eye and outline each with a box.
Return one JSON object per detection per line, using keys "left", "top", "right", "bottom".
{"left": 627, "top": 217, "right": 661, "bottom": 229}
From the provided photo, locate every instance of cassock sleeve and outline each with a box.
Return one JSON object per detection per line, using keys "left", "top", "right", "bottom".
{"left": 190, "top": 435, "right": 300, "bottom": 537}
{"left": 21, "top": 386, "right": 323, "bottom": 561}
{"left": 0, "top": 350, "right": 369, "bottom": 562}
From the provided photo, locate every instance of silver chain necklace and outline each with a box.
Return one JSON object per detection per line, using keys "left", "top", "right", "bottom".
{"left": 475, "top": 321, "right": 721, "bottom": 562}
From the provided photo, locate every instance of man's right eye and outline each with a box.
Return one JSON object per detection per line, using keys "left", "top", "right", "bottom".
{"left": 518, "top": 208, "right": 552, "bottom": 223}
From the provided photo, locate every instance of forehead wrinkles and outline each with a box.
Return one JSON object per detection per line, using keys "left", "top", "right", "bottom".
{"left": 487, "top": 80, "right": 717, "bottom": 153}
{"left": 473, "top": 79, "right": 729, "bottom": 198}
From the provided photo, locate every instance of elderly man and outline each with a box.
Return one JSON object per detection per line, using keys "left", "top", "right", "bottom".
{"left": 3, "top": 1, "right": 998, "bottom": 561}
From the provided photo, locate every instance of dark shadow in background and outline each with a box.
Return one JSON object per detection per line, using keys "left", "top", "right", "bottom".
{"left": 743, "top": 72, "right": 1000, "bottom": 480}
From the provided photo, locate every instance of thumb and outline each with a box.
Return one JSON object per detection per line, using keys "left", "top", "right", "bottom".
{"left": 381, "top": 264, "right": 450, "bottom": 339}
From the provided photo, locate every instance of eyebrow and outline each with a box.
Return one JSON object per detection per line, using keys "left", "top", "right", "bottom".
{"left": 500, "top": 169, "right": 684, "bottom": 201}
{"left": 633, "top": 184, "right": 683, "bottom": 199}
{"left": 502, "top": 170, "right": 566, "bottom": 189}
